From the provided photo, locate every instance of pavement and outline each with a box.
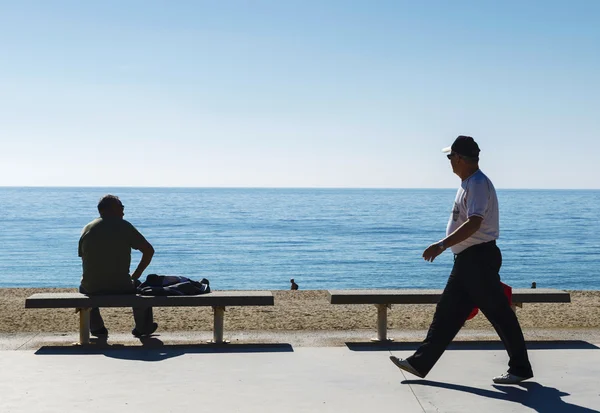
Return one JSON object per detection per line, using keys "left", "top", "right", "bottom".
{"left": 1, "top": 332, "right": 599, "bottom": 413}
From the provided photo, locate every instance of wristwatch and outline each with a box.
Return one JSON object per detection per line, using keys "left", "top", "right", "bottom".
{"left": 437, "top": 240, "right": 446, "bottom": 251}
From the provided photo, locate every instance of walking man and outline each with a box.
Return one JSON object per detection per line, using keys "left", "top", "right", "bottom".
{"left": 390, "top": 136, "right": 533, "bottom": 384}
{"left": 79, "top": 194, "right": 158, "bottom": 338}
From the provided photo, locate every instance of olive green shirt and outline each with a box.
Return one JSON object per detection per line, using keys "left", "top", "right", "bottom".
{"left": 78, "top": 217, "right": 147, "bottom": 294}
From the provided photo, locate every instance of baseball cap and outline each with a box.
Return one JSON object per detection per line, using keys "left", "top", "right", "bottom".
{"left": 441, "top": 135, "right": 480, "bottom": 159}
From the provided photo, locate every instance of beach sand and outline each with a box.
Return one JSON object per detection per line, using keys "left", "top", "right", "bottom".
{"left": 2, "top": 289, "right": 600, "bottom": 335}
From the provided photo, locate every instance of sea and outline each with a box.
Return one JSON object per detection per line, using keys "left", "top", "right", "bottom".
{"left": 1, "top": 187, "right": 599, "bottom": 290}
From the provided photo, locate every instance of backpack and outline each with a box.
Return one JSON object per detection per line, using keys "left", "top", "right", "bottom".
{"left": 137, "top": 274, "right": 211, "bottom": 296}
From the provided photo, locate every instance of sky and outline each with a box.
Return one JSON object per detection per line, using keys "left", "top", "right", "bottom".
{"left": 0, "top": 1, "right": 599, "bottom": 189}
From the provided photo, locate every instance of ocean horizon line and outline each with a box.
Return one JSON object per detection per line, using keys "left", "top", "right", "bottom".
{"left": 1, "top": 186, "right": 600, "bottom": 191}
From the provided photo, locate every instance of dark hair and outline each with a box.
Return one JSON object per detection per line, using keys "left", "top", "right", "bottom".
{"left": 97, "top": 194, "right": 121, "bottom": 216}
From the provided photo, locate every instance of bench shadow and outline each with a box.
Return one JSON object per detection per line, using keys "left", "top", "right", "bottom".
{"left": 346, "top": 340, "right": 600, "bottom": 352}
{"left": 402, "top": 379, "right": 599, "bottom": 413}
{"left": 35, "top": 339, "right": 294, "bottom": 362}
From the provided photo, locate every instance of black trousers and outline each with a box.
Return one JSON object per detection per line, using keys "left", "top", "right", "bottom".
{"left": 407, "top": 241, "right": 533, "bottom": 377}
{"left": 79, "top": 285, "right": 154, "bottom": 334}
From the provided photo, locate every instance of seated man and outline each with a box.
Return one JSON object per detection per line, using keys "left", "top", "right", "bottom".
{"left": 290, "top": 279, "right": 299, "bottom": 290}
{"left": 78, "top": 194, "right": 157, "bottom": 338}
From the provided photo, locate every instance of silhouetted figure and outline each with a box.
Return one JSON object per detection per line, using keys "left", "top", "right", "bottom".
{"left": 290, "top": 279, "right": 299, "bottom": 290}
{"left": 531, "top": 282, "right": 537, "bottom": 289}
{"left": 79, "top": 194, "right": 157, "bottom": 339}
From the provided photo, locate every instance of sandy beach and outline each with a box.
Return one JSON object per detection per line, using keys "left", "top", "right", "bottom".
{"left": 2, "top": 288, "right": 600, "bottom": 335}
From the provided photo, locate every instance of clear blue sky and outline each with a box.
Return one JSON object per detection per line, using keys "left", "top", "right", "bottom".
{"left": 1, "top": 1, "right": 598, "bottom": 188}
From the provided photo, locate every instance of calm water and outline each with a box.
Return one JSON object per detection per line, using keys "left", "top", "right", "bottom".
{"left": 1, "top": 187, "right": 599, "bottom": 290}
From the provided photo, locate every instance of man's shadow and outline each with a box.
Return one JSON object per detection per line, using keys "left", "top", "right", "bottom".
{"left": 38, "top": 336, "right": 294, "bottom": 362}
{"left": 402, "top": 380, "right": 599, "bottom": 413}
{"left": 85, "top": 336, "right": 184, "bottom": 361}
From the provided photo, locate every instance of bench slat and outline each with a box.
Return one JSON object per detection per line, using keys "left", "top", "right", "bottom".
{"left": 25, "top": 291, "right": 274, "bottom": 309}
{"left": 328, "top": 288, "right": 570, "bottom": 305}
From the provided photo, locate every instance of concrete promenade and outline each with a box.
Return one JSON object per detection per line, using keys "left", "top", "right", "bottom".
{"left": 1, "top": 332, "right": 599, "bottom": 413}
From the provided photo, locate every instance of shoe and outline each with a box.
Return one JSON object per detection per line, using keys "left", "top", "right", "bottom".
{"left": 492, "top": 372, "right": 533, "bottom": 384}
{"left": 389, "top": 356, "right": 425, "bottom": 378}
{"left": 132, "top": 322, "right": 158, "bottom": 338}
{"left": 91, "top": 327, "right": 108, "bottom": 337}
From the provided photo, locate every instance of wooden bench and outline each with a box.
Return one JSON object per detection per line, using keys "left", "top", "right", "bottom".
{"left": 25, "top": 291, "right": 274, "bottom": 345}
{"left": 328, "top": 289, "right": 571, "bottom": 342}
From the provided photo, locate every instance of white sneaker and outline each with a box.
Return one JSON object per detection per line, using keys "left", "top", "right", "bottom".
{"left": 492, "top": 372, "right": 532, "bottom": 384}
{"left": 389, "top": 356, "right": 425, "bottom": 378}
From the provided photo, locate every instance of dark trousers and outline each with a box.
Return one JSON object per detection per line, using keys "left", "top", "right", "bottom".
{"left": 79, "top": 286, "right": 154, "bottom": 334}
{"left": 407, "top": 241, "right": 533, "bottom": 378}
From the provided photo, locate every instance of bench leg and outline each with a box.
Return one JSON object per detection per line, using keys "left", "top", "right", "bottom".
{"left": 371, "top": 304, "right": 393, "bottom": 342}
{"left": 210, "top": 306, "right": 229, "bottom": 344}
{"left": 78, "top": 308, "right": 91, "bottom": 345}
{"left": 511, "top": 302, "right": 523, "bottom": 314}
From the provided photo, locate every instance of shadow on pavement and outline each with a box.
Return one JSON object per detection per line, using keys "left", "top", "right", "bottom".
{"left": 35, "top": 339, "right": 294, "bottom": 361}
{"left": 346, "top": 340, "right": 600, "bottom": 352}
{"left": 402, "top": 379, "right": 599, "bottom": 413}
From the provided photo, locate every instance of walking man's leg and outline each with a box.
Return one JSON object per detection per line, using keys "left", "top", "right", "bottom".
{"left": 481, "top": 303, "right": 532, "bottom": 377}
{"left": 463, "top": 244, "right": 533, "bottom": 380}
{"left": 404, "top": 271, "right": 475, "bottom": 377}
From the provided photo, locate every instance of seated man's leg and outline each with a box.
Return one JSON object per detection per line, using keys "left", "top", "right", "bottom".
{"left": 132, "top": 306, "right": 155, "bottom": 335}
{"left": 89, "top": 308, "right": 106, "bottom": 332}
{"left": 78, "top": 285, "right": 105, "bottom": 332}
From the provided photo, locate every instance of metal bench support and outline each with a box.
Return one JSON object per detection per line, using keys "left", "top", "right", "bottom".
{"left": 210, "top": 306, "right": 229, "bottom": 344}
{"left": 371, "top": 304, "right": 393, "bottom": 342}
{"left": 77, "top": 308, "right": 91, "bottom": 345}
{"left": 511, "top": 302, "right": 523, "bottom": 313}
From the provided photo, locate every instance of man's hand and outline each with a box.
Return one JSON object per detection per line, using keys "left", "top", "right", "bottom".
{"left": 423, "top": 242, "right": 445, "bottom": 262}
{"left": 422, "top": 216, "right": 482, "bottom": 263}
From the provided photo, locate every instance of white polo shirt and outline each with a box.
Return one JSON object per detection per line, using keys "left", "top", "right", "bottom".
{"left": 446, "top": 169, "right": 499, "bottom": 254}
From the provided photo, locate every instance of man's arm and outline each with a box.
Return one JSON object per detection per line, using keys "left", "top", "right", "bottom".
{"left": 422, "top": 216, "right": 483, "bottom": 262}
{"left": 131, "top": 240, "right": 155, "bottom": 280}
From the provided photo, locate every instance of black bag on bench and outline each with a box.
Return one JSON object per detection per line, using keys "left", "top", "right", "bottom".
{"left": 137, "top": 274, "right": 211, "bottom": 296}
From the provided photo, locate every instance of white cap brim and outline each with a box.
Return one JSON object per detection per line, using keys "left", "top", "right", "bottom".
{"left": 441, "top": 146, "right": 452, "bottom": 153}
